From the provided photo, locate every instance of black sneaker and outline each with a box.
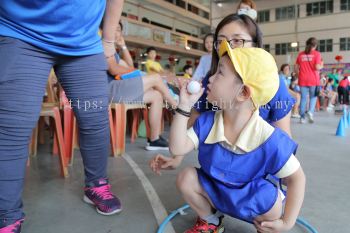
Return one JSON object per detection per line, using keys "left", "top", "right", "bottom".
{"left": 146, "top": 136, "right": 167, "bottom": 146}
{"left": 145, "top": 137, "right": 169, "bottom": 151}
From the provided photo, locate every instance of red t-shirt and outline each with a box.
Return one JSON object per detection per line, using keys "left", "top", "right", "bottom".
{"left": 339, "top": 78, "right": 349, "bottom": 88}
{"left": 296, "top": 50, "right": 322, "bottom": 86}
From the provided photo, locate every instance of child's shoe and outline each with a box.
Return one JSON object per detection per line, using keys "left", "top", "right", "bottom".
{"left": 0, "top": 219, "right": 24, "bottom": 233}
{"left": 184, "top": 217, "right": 225, "bottom": 233}
{"left": 83, "top": 178, "right": 122, "bottom": 215}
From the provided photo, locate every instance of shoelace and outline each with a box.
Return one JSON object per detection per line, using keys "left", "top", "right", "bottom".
{"left": 91, "top": 184, "right": 114, "bottom": 200}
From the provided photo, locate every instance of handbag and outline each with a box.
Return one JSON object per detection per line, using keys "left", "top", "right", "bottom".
{"left": 314, "top": 85, "right": 321, "bottom": 97}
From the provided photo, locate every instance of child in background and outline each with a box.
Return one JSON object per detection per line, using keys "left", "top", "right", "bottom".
{"left": 321, "top": 78, "right": 338, "bottom": 111}
{"left": 145, "top": 47, "right": 164, "bottom": 74}
{"left": 150, "top": 43, "right": 305, "bottom": 233}
{"left": 289, "top": 75, "right": 300, "bottom": 93}
{"left": 183, "top": 65, "right": 193, "bottom": 79}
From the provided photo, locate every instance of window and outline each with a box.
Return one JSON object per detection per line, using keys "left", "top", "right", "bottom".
{"left": 275, "top": 43, "right": 297, "bottom": 55}
{"left": 263, "top": 44, "right": 270, "bottom": 52}
{"left": 340, "top": 37, "right": 350, "bottom": 51}
{"left": 318, "top": 39, "right": 333, "bottom": 52}
{"left": 276, "top": 5, "right": 296, "bottom": 20}
{"left": 306, "top": 1, "right": 333, "bottom": 16}
{"left": 341, "top": 0, "right": 350, "bottom": 11}
{"left": 257, "top": 10, "right": 270, "bottom": 23}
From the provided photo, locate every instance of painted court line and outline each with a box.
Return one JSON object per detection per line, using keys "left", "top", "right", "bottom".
{"left": 123, "top": 153, "right": 176, "bottom": 233}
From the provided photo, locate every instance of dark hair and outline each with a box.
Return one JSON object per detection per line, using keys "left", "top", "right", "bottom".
{"left": 146, "top": 47, "right": 157, "bottom": 54}
{"left": 305, "top": 37, "right": 317, "bottom": 54}
{"left": 328, "top": 77, "right": 334, "bottom": 83}
{"left": 210, "top": 13, "right": 263, "bottom": 75}
{"left": 280, "top": 64, "right": 290, "bottom": 72}
{"left": 203, "top": 33, "right": 214, "bottom": 52}
{"left": 183, "top": 65, "right": 193, "bottom": 72}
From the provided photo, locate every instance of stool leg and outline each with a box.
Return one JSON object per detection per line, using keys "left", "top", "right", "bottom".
{"left": 53, "top": 107, "right": 68, "bottom": 178}
{"left": 69, "top": 117, "right": 77, "bottom": 166}
{"left": 114, "top": 104, "right": 126, "bottom": 156}
{"left": 109, "top": 108, "right": 117, "bottom": 156}
{"left": 131, "top": 109, "right": 140, "bottom": 143}
{"left": 142, "top": 108, "right": 151, "bottom": 139}
{"left": 52, "top": 133, "right": 59, "bottom": 156}
{"left": 30, "top": 124, "right": 39, "bottom": 156}
{"left": 64, "top": 107, "right": 74, "bottom": 163}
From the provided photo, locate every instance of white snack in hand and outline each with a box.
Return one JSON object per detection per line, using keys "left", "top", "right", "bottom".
{"left": 187, "top": 80, "right": 201, "bottom": 94}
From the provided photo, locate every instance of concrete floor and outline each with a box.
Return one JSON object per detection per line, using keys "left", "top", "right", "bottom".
{"left": 22, "top": 111, "right": 350, "bottom": 233}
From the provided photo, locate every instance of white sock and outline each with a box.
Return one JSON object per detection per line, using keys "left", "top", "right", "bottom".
{"left": 203, "top": 214, "right": 219, "bottom": 226}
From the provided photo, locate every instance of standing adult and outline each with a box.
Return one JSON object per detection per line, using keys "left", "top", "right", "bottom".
{"left": 295, "top": 37, "right": 323, "bottom": 123}
{"left": 0, "top": 1, "right": 124, "bottom": 232}
{"left": 192, "top": 33, "right": 214, "bottom": 81}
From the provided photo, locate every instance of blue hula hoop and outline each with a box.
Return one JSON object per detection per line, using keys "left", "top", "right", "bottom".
{"left": 157, "top": 204, "right": 318, "bottom": 233}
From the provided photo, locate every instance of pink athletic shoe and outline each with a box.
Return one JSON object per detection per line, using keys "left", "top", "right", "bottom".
{"left": 0, "top": 219, "right": 24, "bottom": 233}
{"left": 83, "top": 178, "right": 122, "bottom": 215}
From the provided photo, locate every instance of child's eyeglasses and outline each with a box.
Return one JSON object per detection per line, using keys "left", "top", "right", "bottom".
{"left": 213, "top": 38, "right": 254, "bottom": 50}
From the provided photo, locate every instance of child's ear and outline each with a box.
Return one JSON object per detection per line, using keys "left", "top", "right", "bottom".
{"left": 237, "top": 85, "right": 251, "bottom": 101}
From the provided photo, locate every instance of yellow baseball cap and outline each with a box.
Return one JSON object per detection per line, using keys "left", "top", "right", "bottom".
{"left": 218, "top": 40, "right": 279, "bottom": 107}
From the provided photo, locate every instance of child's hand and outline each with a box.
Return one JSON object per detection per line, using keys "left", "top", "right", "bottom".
{"left": 149, "top": 154, "right": 183, "bottom": 175}
{"left": 253, "top": 218, "right": 292, "bottom": 233}
{"left": 178, "top": 82, "right": 204, "bottom": 110}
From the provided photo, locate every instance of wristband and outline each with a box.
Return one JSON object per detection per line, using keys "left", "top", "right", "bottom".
{"left": 102, "top": 38, "right": 115, "bottom": 44}
{"left": 175, "top": 107, "right": 191, "bottom": 117}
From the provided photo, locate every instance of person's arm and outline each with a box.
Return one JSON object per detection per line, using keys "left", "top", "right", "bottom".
{"left": 192, "top": 56, "right": 206, "bottom": 81}
{"left": 281, "top": 167, "right": 306, "bottom": 228}
{"left": 315, "top": 55, "right": 323, "bottom": 71}
{"left": 272, "top": 112, "right": 292, "bottom": 137}
{"left": 258, "top": 167, "right": 305, "bottom": 231}
{"left": 294, "top": 54, "right": 300, "bottom": 76}
{"left": 169, "top": 85, "right": 204, "bottom": 156}
{"left": 108, "top": 60, "right": 134, "bottom": 76}
{"left": 294, "top": 64, "right": 300, "bottom": 76}
{"left": 102, "top": 0, "right": 124, "bottom": 72}
{"left": 116, "top": 36, "right": 134, "bottom": 68}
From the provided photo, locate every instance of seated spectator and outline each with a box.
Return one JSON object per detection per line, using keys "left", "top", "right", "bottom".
{"left": 280, "top": 64, "right": 300, "bottom": 118}
{"left": 320, "top": 78, "right": 338, "bottom": 111}
{"left": 105, "top": 22, "right": 179, "bottom": 150}
{"left": 183, "top": 64, "right": 193, "bottom": 79}
{"left": 328, "top": 68, "right": 340, "bottom": 90}
{"left": 338, "top": 76, "right": 349, "bottom": 105}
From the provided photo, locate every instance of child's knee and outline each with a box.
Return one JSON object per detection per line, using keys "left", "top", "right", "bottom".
{"left": 255, "top": 192, "right": 283, "bottom": 222}
{"left": 176, "top": 167, "right": 197, "bottom": 192}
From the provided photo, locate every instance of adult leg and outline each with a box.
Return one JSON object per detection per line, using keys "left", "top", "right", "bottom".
{"left": 299, "top": 86, "right": 309, "bottom": 119}
{"left": 142, "top": 75, "right": 178, "bottom": 107}
{"left": 142, "top": 89, "right": 163, "bottom": 141}
{"left": 308, "top": 86, "right": 317, "bottom": 115}
{"left": 54, "top": 53, "right": 110, "bottom": 183}
{"left": 0, "top": 37, "right": 53, "bottom": 227}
